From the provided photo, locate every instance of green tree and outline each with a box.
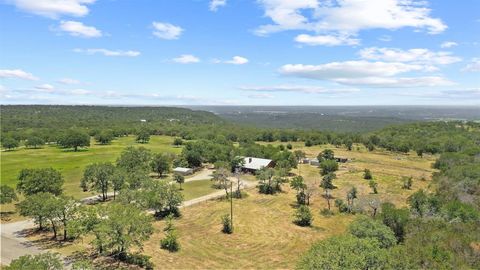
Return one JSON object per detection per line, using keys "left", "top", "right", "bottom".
{"left": 297, "top": 235, "right": 388, "bottom": 270}
{"left": 17, "top": 168, "right": 64, "bottom": 196}
{"left": 319, "top": 159, "right": 338, "bottom": 176}
{"left": 320, "top": 173, "right": 336, "bottom": 210}
{"left": 363, "top": 169, "right": 373, "bottom": 180}
{"left": 221, "top": 214, "right": 233, "bottom": 234}
{"left": 346, "top": 186, "right": 358, "bottom": 213}
{"left": 290, "top": 176, "right": 307, "bottom": 205}
{"left": 81, "top": 163, "right": 116, "bottom": 202}
{"left": 136, "top": 130, "right": 150, "bottom": 144}
{"left": 380, "top": 203, "right": 409, "bottom": 242}
{"left": 348, "top": 216, "right": 397, "bottom": 248}
{"left": 174, "top": 174, "right": 185, "bottom": 190}
{"left": 150, "top": 153, "right": 171, "bottom": 177}
{"left": 160, "top": 215, "right": 180, "bottom": 252}
{"left": 1, "top": 137, "right": 19, "bottom": 150}
{"left": 173, "top": 138, "right": 183, "bottom": 146}
{"left": 369, "top": 180, "right": 378, "bottom": 194}
{"left": 59, "top": 129, "right": 90, "bottom": 151}
{"left": 402, "top": 176, "right": 413, "bottom": 189}
{"left": 111, "top": 169, "right": 126, "bottom": 200}
{"left": 25, "top": 136, "right": 45, "bottom": 149}
{"left": 0, "top": 185, "right": 18, "bottom": 204}
{"left": 94, "top": 130, "right": 114, "bottom": 145}
{"left": 93, "top": 203, "right": 153, "bottom": 257}
{"left": 16, "top": 192, "right": 52, "bottom": 230}
{"left": 116, "top": 146, "right": 152, "bottom": 173}
{"left": 317, "top": 149, "right": 335, "bottom": 162}
{"left": 294, "top": 205, "right": 313, "bottom": 227}
{"left": 5, "top": 252, "right": 63, "bottom": 270}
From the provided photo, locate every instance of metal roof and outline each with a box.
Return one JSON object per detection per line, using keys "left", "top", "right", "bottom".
{"left": 241, "top": 157, "right": 273, "bottom": 170}
{"left": 173, "top": 167, "right": 193, "bottom": 172}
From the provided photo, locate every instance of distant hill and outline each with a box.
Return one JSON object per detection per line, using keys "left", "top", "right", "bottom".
{"left": 0, "top": 105, "right": 224, "bottom": 133}
{"left": 187, "top": 106, "right": 480, "bottom": 132}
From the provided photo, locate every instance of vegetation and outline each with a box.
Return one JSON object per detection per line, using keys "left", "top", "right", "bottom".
{"left": 294, "top": 205, "right": 313, "bottom": 227}
{"left": 4, "top": 253, "right": 63, "bottom": 270}
{"left": 16, "top": 168, "right": 64, "bottom": 196}
{"left": 0, "top": 185, "right": 17, "bottom": 204}
{"left": 161, "top": 215, "right": 180, "bottom": 252}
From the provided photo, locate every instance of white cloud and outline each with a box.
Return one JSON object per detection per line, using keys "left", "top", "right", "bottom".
{"left": 35, "top": 83, "right": 55, "bottom": 92}
{"left": 225, "top": 56, "right": 249, "bottom": 65}
{"left": 279, "top": 61, "right": 453, "bottom": 87}
{"left": 359, "top": 47, "right": 461, "bottom": 65}
{"left": 239, "top": 85, "right": 359, "bottom": 94}
{"left": 280, "top": 61, "right": 427, "bottom": 79}
{"left": 59, "top": 21, "right": 102, "bottom": 38}
{"left": 333, "top": 76, "right": 454, "bottom": 88}
{"left": 152, "top": 22, "right": 183, "bottom": 40}
{"left": 295, "top": 34, "right": 359, "bottom": 46}
{"left": 73, "top": 48, "right": 141, "bottom": 57}
{"left": 462, "top": 58, "right": 480, "bottom": 72}
{"left": 247, "top": 93, "right": 274, "bottom": 99}
{"left": 8, "top": 0, "right": 96, "bottom": 19}
{"left": 172, "top": 54, "right": 200, "bottom": 64}
{"left": 440, "top": 41, "right": 458, "bottom": 48}
{"left": 256, "top": 0, "right": 446, "bottom": 45}
{"left": 57, "top": 78, "right": 80, "bottom": 85}
{"left": 210, "top": 0, "right": 226, "bottom": 11}
{"left": 213, "top": 56, "right": 249, "bottom": 65}
{"left": 69, "top": 88, "right": 91, "bottom": 95}
{"left": 0, "top": 69, "right": 38, "bottom": 80}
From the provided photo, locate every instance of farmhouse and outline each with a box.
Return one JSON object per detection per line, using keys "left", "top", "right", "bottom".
{"left": 173, "top": 167, "right": 194, "bottom": 175}
{"left": 240, "top": 157, "right": 274, "bottom": 173}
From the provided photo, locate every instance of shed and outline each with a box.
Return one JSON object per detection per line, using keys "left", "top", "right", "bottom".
{"left": 240, "top": 157, "right": 274, "bottom": 173}
{"left": 173, "top": 167, "right": 193, "bottom": 175}
{"left": 309, "top": 158, "right": 320, "bottom": 166}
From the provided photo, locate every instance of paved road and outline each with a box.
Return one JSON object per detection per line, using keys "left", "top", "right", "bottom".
{"left": 1, "top": 175, "right": 257, "bottom": 266}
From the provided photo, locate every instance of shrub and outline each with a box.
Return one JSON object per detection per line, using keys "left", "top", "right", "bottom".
{"left": 294, "top": 205, "right": 313, "bottom": 226}
{"left": 363, "top": 169, "right": 373, "bottom": 180}
{"left": 286, "top": 143, "right": 293, "bottom": 150}
{"left": 221, "top": 214, "right": 232, "bottom": 234}
{"left": 348, "top": 216, "right": 397, "bottom": 248}
{"left": 320, "top": 208, "right": 334, "bottom": 217}
{"left": 160, "top": 215, "right": 180, "bottom": 252}
{"left": 335, "top": 199, "right": 348, "bottom": 213}
{"left": 402, "top": 176, "right": 413, "bottom": 189}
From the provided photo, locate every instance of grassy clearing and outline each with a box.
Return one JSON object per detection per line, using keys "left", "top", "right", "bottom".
{"left": 180, "top": 180, "right": 217, "bottom": 201}
{"left": 0, "top": 135, "right": 181, "bottom": 199}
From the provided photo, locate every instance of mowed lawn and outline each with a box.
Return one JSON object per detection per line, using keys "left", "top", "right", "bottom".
{"left": 181, "top": 180, "right": 217, "bottom": 201}
{"left": 1, "top": 135, "right": 182, "bottom": 199}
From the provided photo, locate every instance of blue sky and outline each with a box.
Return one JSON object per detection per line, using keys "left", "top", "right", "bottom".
{"left": 1, "top": 0, "right": 479, "bottom": 105}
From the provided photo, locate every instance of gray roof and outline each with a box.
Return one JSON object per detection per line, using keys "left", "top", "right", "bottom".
{"left": 241, "top": 157, "right": 273, "bottom": 170}
{"left": 173, "top": 167, "right": 193, "bottom": 172}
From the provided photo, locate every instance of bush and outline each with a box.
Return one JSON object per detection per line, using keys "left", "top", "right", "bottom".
{"left": 348, "top": 216, "right": 397, "bottom": 248}
{"left": 294, "top": 205, "right": 313, "bottom": 226}
{"left": 402, "top": 176, "right": 413, "bottom": 189}
{"left": 363, "top": 169, "right": 373, "bottom": 180}
{"left": 335, "top": 199, "right": 348, "bottom": 213}
{"left": 286, "top": 143, "right": 293, "bottom": 150}
{"left": 160, "top": 230, "right": 179, "bottom": 252}
{"left": 122, "top": 253, "right": 154, "bottom": 269}
{"left": 320, "top": 208, "right": 334, "bottom": 217}
{"left": 221, "top": 214, "right": 232, "bottom": 234}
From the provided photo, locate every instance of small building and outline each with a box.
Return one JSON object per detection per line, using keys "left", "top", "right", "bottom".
{"left": 140, "top": 119, "right": 147, "bottom": 123}
{"left": 301, "top": 158, "right": 310, "bottom": 164}
{"left": 309, "top": 158, "right": 320, "bottom": 166}
{"left": 240, "top": 157, "right": 274, "bottom": 173}
{"left": 335, "top": 156, "right": 349, "bottom": 163}
{"left": 173, "top": 167, "right": 193, "bottom": 175}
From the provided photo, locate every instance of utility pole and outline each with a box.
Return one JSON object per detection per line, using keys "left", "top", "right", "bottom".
{"left": 230, "top": 180, "right": 233, "bottom": 232}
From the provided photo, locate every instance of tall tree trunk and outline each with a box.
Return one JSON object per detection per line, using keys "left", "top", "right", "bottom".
{"left": 74, "top": 145, "right": 78, "bottom": 152}
{"left": 326, "top": 190, "right": 331, "bottom": 210}
{"left": 50, "top": 220, "right": 57, "bottom": 240}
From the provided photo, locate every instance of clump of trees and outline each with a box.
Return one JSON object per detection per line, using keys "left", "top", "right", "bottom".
{"left": 17, "top": 168, "right": 64, "bottom": 196}
{"left": 1, "top": 137, "right": 19, "bottom": 151}
{"left": 256, "top": 168, "right": 287, "bottom": 195}
{"left": 294, "top": 205, "right": 313, "bottom": 227}
{"left": 160, "top": 215, "right": 180, "bottom": 252}
{"left": 58, "top": 129, "right": 90, "bottom": 151}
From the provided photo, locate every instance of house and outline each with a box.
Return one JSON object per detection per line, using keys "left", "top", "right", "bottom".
{"left": 240, "top": 157, "right": 274, "bottom": 173}
{"left": 173, "top": 167, "right": 193, "bottom": 175}
{"left": 335, "top": 156, "right": 349, "bottom": 163}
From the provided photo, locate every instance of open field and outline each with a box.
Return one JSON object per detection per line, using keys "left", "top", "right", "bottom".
{"left": 138, "top": 143, "right": 437, "bottom": 269}
{"left": 0, "top": 135, "right": 181, "bottom": 199}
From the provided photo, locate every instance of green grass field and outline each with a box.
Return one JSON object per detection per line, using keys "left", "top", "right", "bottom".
{"left": 0, "top": 135, "right": 181, "bottom": 199}
{"left": 181, "top": 180, "right": 217, "bottom": 201}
